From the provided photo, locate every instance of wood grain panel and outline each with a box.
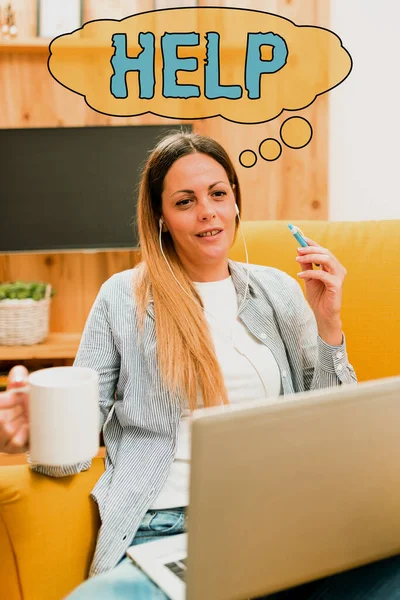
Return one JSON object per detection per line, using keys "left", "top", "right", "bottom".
{"left": 0, "top": 0, "right": 184, "bottom": 128}
{"left": 7, "top": 0, "right": 37, "bottom": 37}
{"left": 0, "top": 251, "right": 141, "bottom": 333}
{"left": 195, "top": 0, "right": 329, "bottom": 221}
{"left": 276, "top": 0, "right": 329, "bottom": 220}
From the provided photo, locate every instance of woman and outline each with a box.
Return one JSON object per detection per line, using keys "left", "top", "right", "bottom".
{"left": 2, "top": 132, "right": 399, "bottom": 599}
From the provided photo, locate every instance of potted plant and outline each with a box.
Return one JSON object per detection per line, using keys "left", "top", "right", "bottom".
{"left": 0, "top": 281, "right": 55, "bottom": 345}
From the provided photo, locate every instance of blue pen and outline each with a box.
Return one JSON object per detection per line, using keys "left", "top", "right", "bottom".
{"left": 288, "top": 223, "right": 308, "bottom": 247}
{"left": 288, "top": 224, "right": 320, "bottom": 267}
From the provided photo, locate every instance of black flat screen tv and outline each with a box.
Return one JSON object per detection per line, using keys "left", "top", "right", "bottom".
{"left": 0, "top": 124, "right": 191, "bottom": 253}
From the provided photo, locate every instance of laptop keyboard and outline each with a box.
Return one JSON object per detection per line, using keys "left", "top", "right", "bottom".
{"left": 165, "top": 558, "right": 187, "bottom": 582}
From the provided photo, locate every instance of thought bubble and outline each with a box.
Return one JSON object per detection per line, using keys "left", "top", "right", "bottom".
{"left": 239, "top": 116, "right": 314, "bottom": 167}
{"left": 280, "top": 116, "right": 313, "bottom": 148}
{"left": 259, "top": 138, "right": 282, "bottom": 162}
{"left": 239, "top": 150, "right": 258, "bottom": 169}
{"left": 48, "top": 7, "right": 352, "bottom": 125}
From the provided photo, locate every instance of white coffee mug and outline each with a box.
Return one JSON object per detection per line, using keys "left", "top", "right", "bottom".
{"left": 28, "top": 366, "right": 100, "bottom": 466}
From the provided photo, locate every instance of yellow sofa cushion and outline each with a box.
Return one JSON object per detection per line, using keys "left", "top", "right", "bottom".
{"left": 0, "top": 459, "right": 105, "bottom": 600}
{"left": 229, "top": 220, "right": 400, "bottom": 382}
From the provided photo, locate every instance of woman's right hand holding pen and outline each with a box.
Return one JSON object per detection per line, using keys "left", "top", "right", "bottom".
{"left": 0, "top": 365, "right": 30, "bottom": 453}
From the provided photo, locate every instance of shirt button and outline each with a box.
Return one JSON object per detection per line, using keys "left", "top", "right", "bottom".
{"left": 148, "top": 488, "right": 156, "bottom": 498}
{"left": 282, "top": 370, "right": 287, "bottom": 378}
{"left": 260, "top": 333, "right": 267, "bottom": 339}
{"left": 336, "top": 364, "right": 343, "bottom": 371}
{"left": 336, "top": 351, "right": 343, "bottom": 359}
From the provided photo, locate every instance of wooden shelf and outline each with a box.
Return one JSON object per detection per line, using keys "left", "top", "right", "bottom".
{"left": 0, "top": 37, "right": 245, "bottom": 54}
{"left": 0, "top": 38, "right": 52, "bottom": 53}
{"left": 0, "top": 36, "right": 147, "bottom": 51}
{"left": 0, "top": 332, "right": 81, "bottom": 360}
{"left": 0, "top": 37, "right": 144, "bottom": 53}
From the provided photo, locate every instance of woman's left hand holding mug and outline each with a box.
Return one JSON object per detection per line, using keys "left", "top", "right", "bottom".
{"left": 0, "top": 365, "right": 30, "bottom": 453}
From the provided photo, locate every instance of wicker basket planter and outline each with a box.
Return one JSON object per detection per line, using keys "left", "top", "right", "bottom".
{"left": 0, "top": 284, "right": 52, "bottom": 346}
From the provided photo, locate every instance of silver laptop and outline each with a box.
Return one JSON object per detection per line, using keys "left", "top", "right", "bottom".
{"left": 127, "top": 375, "right": 400, "bottom": 600}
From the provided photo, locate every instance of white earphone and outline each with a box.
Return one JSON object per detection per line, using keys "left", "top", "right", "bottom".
{"left": 158, "top": 202, "right": 249, "bottom": 315}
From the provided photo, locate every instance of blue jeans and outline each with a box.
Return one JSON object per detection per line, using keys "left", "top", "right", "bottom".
{"left": 66, "top": 508, "right": 400, "bottom": 599}
{"left": 66, "top": 508, "right": 186, "bottom": 599}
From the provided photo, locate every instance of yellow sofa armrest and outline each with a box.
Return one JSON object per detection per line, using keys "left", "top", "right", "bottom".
{"left": 0, "top": 457, "right": 105, "bottom": 600}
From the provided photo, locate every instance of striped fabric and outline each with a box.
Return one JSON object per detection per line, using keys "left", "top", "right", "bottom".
{"left": 31, "top": 259, "right": 357, "bottom": 577}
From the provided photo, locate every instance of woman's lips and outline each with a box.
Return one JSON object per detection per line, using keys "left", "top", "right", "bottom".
{"left": 196, "top": 230, "right": 223, "bottom": 241}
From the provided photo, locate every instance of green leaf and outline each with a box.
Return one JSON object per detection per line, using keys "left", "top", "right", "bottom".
{"left": 0, "top": 280, "right": 53, "bottom": 300}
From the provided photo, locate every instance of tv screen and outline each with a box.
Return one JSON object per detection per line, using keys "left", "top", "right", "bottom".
{"left": 0, "top": 124, "right": 191, "bottom": 252}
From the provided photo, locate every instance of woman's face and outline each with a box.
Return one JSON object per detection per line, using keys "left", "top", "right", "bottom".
{"left": 160, "top": 153, "right": 237, "bottom": 279}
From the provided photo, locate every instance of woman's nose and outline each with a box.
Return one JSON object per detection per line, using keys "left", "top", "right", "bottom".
{"left": 198, "top": 202, "right": 216, "bottom": 219}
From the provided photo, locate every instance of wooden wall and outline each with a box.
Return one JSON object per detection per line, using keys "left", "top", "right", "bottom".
{"left": 1, "top": 0, "right": 329, "bottom": 334}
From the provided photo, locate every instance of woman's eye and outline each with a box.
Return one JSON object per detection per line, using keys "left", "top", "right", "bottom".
{"left": 176, "top": 191, "right": 226, "bottom": 206}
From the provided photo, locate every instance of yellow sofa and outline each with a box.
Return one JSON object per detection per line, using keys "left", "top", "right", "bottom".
{"left": 1, "top": 220, "right": 399, "bottom": 599}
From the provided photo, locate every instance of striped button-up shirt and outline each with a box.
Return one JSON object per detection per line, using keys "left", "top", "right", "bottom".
{"left": 31, "top": 258, "right": 357, "bottom": 576}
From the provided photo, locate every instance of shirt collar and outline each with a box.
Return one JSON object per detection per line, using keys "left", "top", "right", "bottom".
{"left": 227, "top": 258, "right": 256, "bottom": 305}
{"left": 146, "top": 259, "right": 255, "bottom": 317}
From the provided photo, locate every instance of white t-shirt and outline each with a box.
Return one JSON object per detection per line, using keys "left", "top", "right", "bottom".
{"left": 150, "top": 275, "right": 282, "bottom": 509}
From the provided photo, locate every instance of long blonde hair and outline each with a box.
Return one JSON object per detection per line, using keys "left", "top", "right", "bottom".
{"left": 134, "top": 131, "right": 242, "bottom": 412}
